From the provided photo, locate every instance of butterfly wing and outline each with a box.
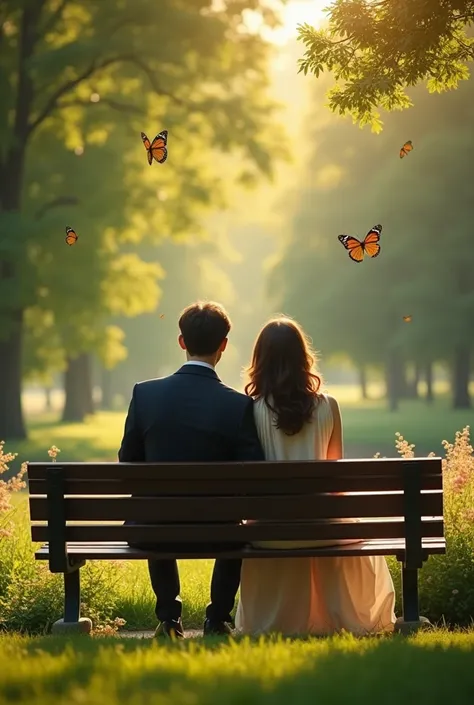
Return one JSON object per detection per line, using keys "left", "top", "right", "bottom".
{"left": 141, "top": 132, "right": 153, "bottom": 165}
{"left": 403, "top": 315, "right": 412, "bottom": 323}
{"left": 338, "top": 234, "right": 365, "bottom": 263}
{"left": 362, "top": 224, "right": 382, "bottom": 258}
{"left": 400, "top": 140, "right": 413, "bottom": 159}
{"left": 151, "top": 130, "right": 168, "bottom": 164}
{"left": 65, "top": 226, "right": 78, "bottom": 246}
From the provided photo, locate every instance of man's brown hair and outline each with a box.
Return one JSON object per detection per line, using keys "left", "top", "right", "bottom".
{"left": 178, "top": 301, "right": 231, "bottom": 356}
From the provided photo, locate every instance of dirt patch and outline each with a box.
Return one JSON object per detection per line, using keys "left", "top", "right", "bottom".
{"left": 120, "top": 629, "right": 203, "bottom": 639}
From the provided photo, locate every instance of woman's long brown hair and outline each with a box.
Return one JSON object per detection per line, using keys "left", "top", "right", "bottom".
{"left": 245, "top": 317, "right": 322, "bottom": 436}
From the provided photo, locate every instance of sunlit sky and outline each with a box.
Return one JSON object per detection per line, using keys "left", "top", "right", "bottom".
{"left": 243, "top": 0, "right": 328, "bottom": 45}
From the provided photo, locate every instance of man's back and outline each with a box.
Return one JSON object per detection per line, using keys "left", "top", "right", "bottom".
{"left": 118, "top": 300, "right": 264, "bottom": 637}
{"left": 118, "top": 364, "right": 263, "bottom": 464}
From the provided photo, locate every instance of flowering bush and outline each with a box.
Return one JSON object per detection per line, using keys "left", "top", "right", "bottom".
{"left": 0, "top": 441, "right": 26, "bottom": 539}
{"left": 390, "top": 427, "right": 474, "bottom": 625}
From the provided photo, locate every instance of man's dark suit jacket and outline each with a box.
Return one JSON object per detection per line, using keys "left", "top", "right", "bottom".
{"left": 118, "top": 363, "right": 264, "bottom": 465}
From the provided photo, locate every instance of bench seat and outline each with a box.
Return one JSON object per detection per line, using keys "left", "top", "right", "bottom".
{"left": 35, "top": 537, "right": 446, "bottom": 561}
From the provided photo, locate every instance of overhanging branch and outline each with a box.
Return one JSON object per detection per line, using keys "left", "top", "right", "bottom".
{"left": 28, "top": 53, "right": 188, "bottom": 137}
{"left": 120, "top": 55, "right": 187, "bottom": 107}
{"left": 57, "top": 97, "right": 143, "bottom": 115}
{"left": 41, "top": 0, "right": 70, "bottom": 37}
{"left": 27, "top": 56, "right": 123, "bottom": 136}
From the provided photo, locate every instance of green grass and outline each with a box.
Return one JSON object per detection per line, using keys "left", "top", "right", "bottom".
{"left": 3, "top": 494, "right": 216, "bottom": 631}
{"left": 0, "top": 630, "right": 474, "bottom": 704}
{"left": 9, "top": 383, "right": 473, "bottom": 469}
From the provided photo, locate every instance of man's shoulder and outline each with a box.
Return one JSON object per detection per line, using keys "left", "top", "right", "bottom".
{"left": 217, "top": 382, "right": 253, "bottom": 407}
{"left": 134, "top": 375, "right": 174, "bottom": 391}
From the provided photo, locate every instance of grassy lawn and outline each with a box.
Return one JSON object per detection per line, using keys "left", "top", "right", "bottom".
{"left": 0, "top": 630, "right": 473, "bottom": 704}
{"left": 9, "top": 383, "right": 473, "bottom": 468}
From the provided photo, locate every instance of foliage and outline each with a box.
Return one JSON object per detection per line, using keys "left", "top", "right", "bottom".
{"left": 297, "top": 0, "right": 474, "bottom": 130}
{"left": 390, "top": 427, "right": 474, "bottom": 623}
{"left": 0, "top": 442, "right": 26, "bottom": 539}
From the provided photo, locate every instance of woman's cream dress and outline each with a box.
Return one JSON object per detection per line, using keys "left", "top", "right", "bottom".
{"left": 235, "top": 395, "right": 396, "bottom": 636}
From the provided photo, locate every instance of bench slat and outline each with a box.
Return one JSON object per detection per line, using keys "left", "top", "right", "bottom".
{"left": 28, "top": 474, "right": 443, "bottom": 495}
{"left": 26, "top": 458, "right": 442, "bottom": 481}
{"left": 34, "top": 537, "right": 446, "bottom": 561}
{"left": 29, "top": 491, "right": 443, "bottom": 521}
{"left": 31, "top": 517, "right": 444, "bottom": 543}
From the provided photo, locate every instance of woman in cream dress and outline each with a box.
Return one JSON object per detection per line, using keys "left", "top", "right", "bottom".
{"left": 235, "top": 317, "right": 396, "bottom": 636}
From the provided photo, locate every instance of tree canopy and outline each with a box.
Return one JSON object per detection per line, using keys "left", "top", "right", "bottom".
{"left": 0, "top": 0, "right": 287, "bottom": 438}
{"left": 297, "top": 0, "right": 474, "bottom": 131}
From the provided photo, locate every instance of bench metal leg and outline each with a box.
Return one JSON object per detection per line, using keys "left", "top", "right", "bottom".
{"left": 395, "top": 565, "right": 431, "bottom": 635}
{"left": 51, "top": 566, "right": 92, "bottom": 635}
{"left": 64, "top": 569, "right": 81, "bottom": 622}
{"left": 402, "top": 567, "right": 419, "bottom": 622}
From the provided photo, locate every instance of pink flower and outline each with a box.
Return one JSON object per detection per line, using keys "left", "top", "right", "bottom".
{"left": 464, "top": 508, "right": 474, "bottom": 523}
{"left": 451, "top": 473, "right": 469, "bottom": 494}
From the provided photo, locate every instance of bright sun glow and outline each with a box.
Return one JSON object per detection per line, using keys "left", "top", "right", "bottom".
{"left": 243, "top": 1, "right": 329, "bottom": 46}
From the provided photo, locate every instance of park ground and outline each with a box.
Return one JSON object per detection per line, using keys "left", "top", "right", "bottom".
{"left": 1, "top": 630, "right": 474, "bottom": 704}
{"left": 12, "top": 381, "right": 474, "bottom": 467}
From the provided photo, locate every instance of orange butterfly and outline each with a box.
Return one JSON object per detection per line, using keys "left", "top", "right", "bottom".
{"left": 141, "top": 130, "right": 168, "bottom": 166}
{"left": 403, "top": 315, "right": 413, "bottom": 323}
{"left": 400, "top": 140, "right": 413, "bottom": 159}
{"left": 65, "top": 226, "right": 78, "bottom": 246}
{"left": 338, "top": 225, "right": 382, "bottom": 263}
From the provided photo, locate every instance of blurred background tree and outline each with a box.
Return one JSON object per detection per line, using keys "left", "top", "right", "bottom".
{"left": 272, "top": 45, "right": 474, "bottom": 410}
{"left": 0, "top": 0, "right": 288, "bottom": 437}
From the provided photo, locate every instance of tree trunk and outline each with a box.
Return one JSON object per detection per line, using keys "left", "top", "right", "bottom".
{"left": 358, "top": 364, "right": 368, "bottom": 400}
{"left": 425, "top": 362, "right": 434, "bottom": 404}
{"left": 413, "top": 363, "right": 421, "bottom": 398}
{"left": 452, "top": 345, "right": 471, "bottom": 409}
{"left": 405, "top": 363, "right": 420, "bottom": 399}
{"left": 62, "top": 353, "right": 95, "bottom": 422}
{"left": 100, "top": 367, "right": 113, "bottom": 410}
{"left": 398, "top": 364, "right": 409, "bottom": 399}
{"left": 44, "top": 386, "right": 52, "bottom": 411}
{"left": 0, "top": 5, "right": 46, "bottom": 441}
{"left": 385, "top": 351, "right": 400, "bottom": 412}
{"left": 0, "top": 312, "right": 27, "bottom": 439}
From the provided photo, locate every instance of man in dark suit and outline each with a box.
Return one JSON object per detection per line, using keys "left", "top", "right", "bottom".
{"left": 118, "top": 301, "right": 264, "bottom": 639}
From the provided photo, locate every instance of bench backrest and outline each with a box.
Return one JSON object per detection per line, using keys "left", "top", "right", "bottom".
{"left": 28, "top": 459, "right": 443, "bottom": 565}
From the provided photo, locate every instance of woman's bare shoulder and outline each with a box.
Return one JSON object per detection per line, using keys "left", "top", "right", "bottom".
{"left": 320, "top": 394, "right": 340, "bottom": 412}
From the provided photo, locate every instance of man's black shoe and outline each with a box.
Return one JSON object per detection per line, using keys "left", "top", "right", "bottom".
{"left": 203, "top": 619, "right": 234, "bottom": 636}
{"left": 154, "top": 619, "right": 185, "bottom": 639}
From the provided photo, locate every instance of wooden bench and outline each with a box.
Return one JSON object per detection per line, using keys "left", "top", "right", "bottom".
{"left": 27, "top": 457, "right": 445, "bottom": 635}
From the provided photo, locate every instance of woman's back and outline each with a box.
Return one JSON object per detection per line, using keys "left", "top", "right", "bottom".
{"left": 236, "top": 394, "right": 396, "bottom": 635}
{"left": 253, "top": 394, "right": 333, "bottom": 462}
{"left": 249, "top": 393, "right": 355, "bottom": 551}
